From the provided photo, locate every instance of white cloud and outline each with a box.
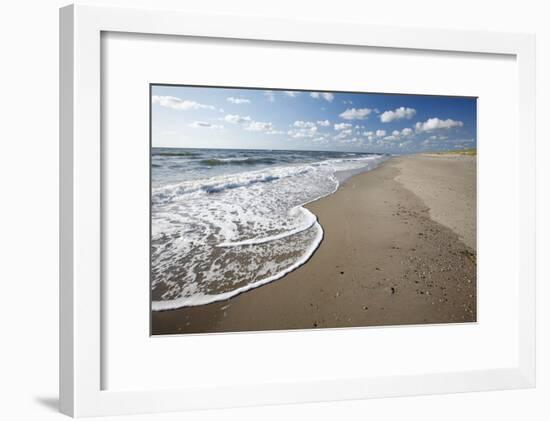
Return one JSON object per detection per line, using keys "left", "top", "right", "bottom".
{"left": 377, "top": 127, "right": 416, "bottom": 143}
{"left": 152, "top": 95, "right": 215, "bottom": 111}
{"left": 293, "top": 120, "right": 317, "bottom": 129}
{"left": 285, "top": 91, "right": 300, "bottom": 97}
{"left": 224, "top": 114, "right": 251, "bottom": 124}
{"left": 246, "top": 121, "right": 274, "bottom": 132}
{"left": 426, "top": 134, "right": 449, "bottom": 142}
{"left": 336, "top": 135, "right": 361, "bottom": 144}
{"left": 266, "top": 129, "right": 285, "bottom": 135}
{"left": 415, "top": 118, "right": 464, "bottom": 132}
{"left": 224, "top": 113, "right": 278, "bottom": 133}
{"left": 322, "top": 92, "right": 335, "bottom": 102}
{"left": 380, "top": 107, "right": 417, "bottom": 123}
{"left": 334, "top": 129, "right": 353, "bottom": 140}
{"left": 384, "top": 134, "right": 403, "bottom": 142}
{"left": 310, "top": 92, "right": 335, "bottom": 102}
{"left": 334, "top": 122, "right": 353, "bottom": 131}
{"left": 227, "top": 97, "right": 251, "bottom": 104}
{"left": 189, "top": 121, "right": 223, "bottom": 129}
{"left": 339, "top": 108, "right": 373, "bottom": 120}
{"left": 361, "top": 130, "right": 388, "bottom": 142}
{"left": 288, "top": 125, "right": 318, "bottom": 139}
{"left": 317, "top": 120, "right": 331, "bottom": 127}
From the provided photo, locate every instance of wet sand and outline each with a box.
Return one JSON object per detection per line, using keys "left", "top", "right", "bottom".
{"left": 152, "top": 154, "right": 476, "bottom": 335}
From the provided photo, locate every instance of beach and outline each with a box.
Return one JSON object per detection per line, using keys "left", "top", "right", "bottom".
{"left": 152, "top": 154, "right": 477, "bottom": 334}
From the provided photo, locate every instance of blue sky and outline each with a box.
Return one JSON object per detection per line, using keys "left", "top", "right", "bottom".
{"left": 151, "top": 85, "right": 476, "bottom": 154}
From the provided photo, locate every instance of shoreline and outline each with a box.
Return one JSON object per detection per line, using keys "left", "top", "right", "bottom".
{"left": 152, "top": 154, "right": 476, "bottom": 334}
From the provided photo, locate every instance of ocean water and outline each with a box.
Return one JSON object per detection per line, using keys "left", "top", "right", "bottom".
{"left": 151, "top": 148, "right": 388, "bottom": 310}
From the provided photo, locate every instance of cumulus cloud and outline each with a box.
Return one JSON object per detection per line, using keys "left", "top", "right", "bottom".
{"left": 335, "top": 134, "right": 361, "bottom": 144}
{"left": 339, "top": 108, "right": 373, "bottom": 120}
{"left": 227, "top": 97, "right": 251, "bottom": 104}
{"left": 424, "top": 134, "right": 450, "bottom": 143}
{"left": 334, "top": 129, "right": 353, "bottom": 139}
{"left": 288, "top": 120, "right": 321, "bottom": 138}
{"left": 288, "top": 124, "right": 318, "bottom": 139}
{"left": 293, "top": 120, "right": 317, "bottom": 129}
{"left": 189, "top": 121, "right": 223, "bottom": 129}
{"left": 415, "top": 118, "right": 464, "bottom": 132}
{"left": 334, "top": 122, "right": 353, "bottom": 131}
{"left": 361, "top": 129, "right": 393, "bottom": 142}
{"left": 246, "top": 121, "right": 274, "bottom": 132}
{"left": 383, "top": 135, "right": 399, "bottom": 141}
{"left": 266, "top": 129, "right": 285, "bottom": 135}
{"left": 223, "top": 113, "right": 278, "bottom": 133}
{"left": 380, "top": 107, "right": 417, "bottom": 123}
{"left": 317, "top": 120, "right": 331, "bottom": 127}
{"left": 379, "top": 126, "right": 416, "bottom": 143}
{"left": 224, "top": 114, "right": 251, "bottom": 124}
{"left": 310, "top": 92, "right": 335, "bottom": 102}
{"left": 152, "top": 95, "right": 215, "bottom": 111}
{"left": 285, "top": 91, "right": 300, "bottom": 97}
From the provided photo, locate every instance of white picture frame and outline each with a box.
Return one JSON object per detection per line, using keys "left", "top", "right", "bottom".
{"left": 59, "top": 3, "right": 536, "bottom": 417}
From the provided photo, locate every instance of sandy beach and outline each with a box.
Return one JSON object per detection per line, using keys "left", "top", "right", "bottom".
{"left": 152, "top": 154, "right": 476, "bottom": 335}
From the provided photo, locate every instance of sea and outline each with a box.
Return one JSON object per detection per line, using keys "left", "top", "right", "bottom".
{"left": 151, "top": 148, "right": 388, "bottom": 310}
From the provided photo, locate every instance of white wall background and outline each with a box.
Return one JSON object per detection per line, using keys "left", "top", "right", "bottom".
{"left": 0, "top": 0, "right": 547, "bottom": 420}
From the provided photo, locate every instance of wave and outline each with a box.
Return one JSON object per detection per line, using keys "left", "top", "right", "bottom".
{"left": 200, "top": 157, "right": 278, "bottom": 166}
{"left": 151, "top": 221, "right": 324, "bottom": 310}
{"left": 152, "top": 174, "right": 281, "bottom": 204}
{"left": 153, "top": 151, "right": 201, "bottom": 157}
{"left": 152, "top": 166, "right": 313, "bottom": 204}
{"left": 217, "top": 207, "right": 318, "bottom": 247}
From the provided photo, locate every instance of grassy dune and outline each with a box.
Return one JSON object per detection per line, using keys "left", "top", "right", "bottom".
{"left": 434, "top": 148, "right": 477, "bottom": 156}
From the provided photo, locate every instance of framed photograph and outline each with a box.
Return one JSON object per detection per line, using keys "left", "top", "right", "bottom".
{"left": 60, "top": 3, "right": 536, "bottom": 417}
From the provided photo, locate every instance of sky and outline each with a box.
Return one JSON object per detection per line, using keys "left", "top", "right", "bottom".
{"left": 151, "top": 85, "right": 476, "bottom": 154}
